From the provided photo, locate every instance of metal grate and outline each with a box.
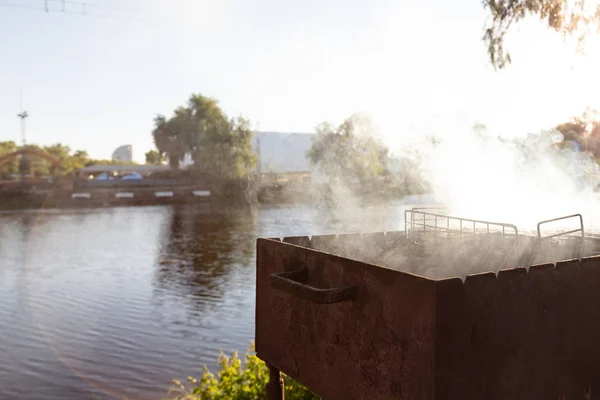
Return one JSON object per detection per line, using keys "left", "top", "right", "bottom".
{"left": 537, "top": 214, "right": 584, "bottom": 240}
{"left": 404, "top": 208, "right": 519, "bottom": 243}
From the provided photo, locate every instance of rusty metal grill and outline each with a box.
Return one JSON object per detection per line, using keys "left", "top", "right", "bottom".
{"left": 256, "top": 210, "right": 600, "bottom": 400}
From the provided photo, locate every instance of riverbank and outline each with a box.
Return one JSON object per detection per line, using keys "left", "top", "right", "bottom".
{"left": 0, "top": 180, "right": 429, "bottom": 211}
{"left": 0, "top": 189, "right": 213, "bottom": 210}
{"left": 258, "top": 181, "right": 429, "bottom": 205}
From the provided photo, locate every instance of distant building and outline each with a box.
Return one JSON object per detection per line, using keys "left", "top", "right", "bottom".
{"left": 112, "top": 145, "right": 133, "bottom": 163}
{"left": 164, "top": 152, "right": 194, "bottom": 169}
{"left": 179, "top": 152, "right": 194, "bottom": 169}
{"left": 153, "top": 132, "right": 401, "bottom": 184}
{"left": 252, "top": 131, "right": 313, "bottom": 174}
{"left": 170, "top": 131, "right": 316, "bottom": 174}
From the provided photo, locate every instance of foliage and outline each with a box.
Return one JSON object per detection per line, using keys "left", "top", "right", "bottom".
{"left": 0, "top": 141, "right": 126, "bottom": 179}
{"left": 153, "top": 114, "right": 186, "bottom": 169}
{"left": 556, "top": 120, "right": 587, "bottom": 142}
{"left": 44, "top": 143, "right": 87, "bottom": 175}
{"left": 145, "top": 149, "right": 165, "bottom": 165}
{"left": 1, "top": 143, "right": 65, "bottom": 177}
{"left": 152, "top": 94, "right": 258, "bottom": 179}
{"left": 0, "top": 141, "right": 19, "bottom": 179}
{"left": 306, "top": 113, "right": 390, "bottom": 186}
{"left": 482, "top": 0, "right": 600, "bottom": 69}
{"left": 554, "top": 108, "right": 600, "bottom": 157}
{"left": 18, "top": 153, "right": 31, "bottom": 177}
{"left": 166, "top": 342, "right": 320, "bottom": 400}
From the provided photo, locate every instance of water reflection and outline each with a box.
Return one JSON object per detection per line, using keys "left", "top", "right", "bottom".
{"left": 154, "top": 205, "right": 256, "bottom": 305}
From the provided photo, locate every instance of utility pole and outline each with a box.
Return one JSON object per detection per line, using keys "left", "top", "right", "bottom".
{"left": 17, "top": 89, "right": 27, "bottom": 146}
{"left": 17, "top": 111, "right": 28, "bottom": 146}
{"left": 17, "top": 107, "right": 29, "bottom": 183}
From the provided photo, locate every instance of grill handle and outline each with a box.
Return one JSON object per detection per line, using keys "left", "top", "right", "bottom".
{"left": 269, "top": 268, "right": 356, "bottom": 304}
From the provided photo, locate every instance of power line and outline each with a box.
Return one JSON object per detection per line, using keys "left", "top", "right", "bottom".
{"left": 60, "top": 8, "right": 149, "bottom": 22}
{"left": 0, "top": 2, "right": 45, "bottom": 12}
{"left": 47, "top": 0, "right": 143, "bottom": 13}
{"left": 0, "top": 1, "right": 150, "bottom": 23}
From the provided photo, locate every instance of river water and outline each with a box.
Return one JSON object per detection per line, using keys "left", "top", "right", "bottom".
{"left": 0, "top": 201, "right": 415, "bottom": 399}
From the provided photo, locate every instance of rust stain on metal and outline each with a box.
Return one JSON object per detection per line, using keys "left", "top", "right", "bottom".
{"left": 256, "top": 237, "right": 436, "bottom": 400}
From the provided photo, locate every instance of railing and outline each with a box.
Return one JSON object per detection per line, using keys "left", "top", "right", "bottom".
{"left": 74, "top": 178, "right": 197, "bottom": 189}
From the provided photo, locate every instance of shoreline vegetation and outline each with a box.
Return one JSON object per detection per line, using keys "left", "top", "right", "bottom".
{"left": 166, "top": 342, "right": 319, "bottom": 400}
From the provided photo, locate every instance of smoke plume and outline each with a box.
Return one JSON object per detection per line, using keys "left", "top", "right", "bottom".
{"left": 393, "top": 124, "right": 600, "bottom": 232}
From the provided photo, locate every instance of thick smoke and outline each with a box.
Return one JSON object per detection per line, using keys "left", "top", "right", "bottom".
{"left": 300, "top": 118, "right": 600, "bottom": 279}
{"left": 395, "top": 124, "right": 600, "bottom": 232}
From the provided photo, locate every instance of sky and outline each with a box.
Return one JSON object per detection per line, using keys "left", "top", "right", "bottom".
{"left": 1, "top": 0, "right": 600, "bottom": 162}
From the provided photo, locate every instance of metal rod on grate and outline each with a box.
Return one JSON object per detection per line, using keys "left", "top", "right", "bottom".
{"left": 537, "top": 214, "right": 584, "bottom": 240}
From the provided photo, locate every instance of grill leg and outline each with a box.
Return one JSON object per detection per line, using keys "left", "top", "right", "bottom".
{"left": 266, "top": 365, "right": 284, "bottom": 400}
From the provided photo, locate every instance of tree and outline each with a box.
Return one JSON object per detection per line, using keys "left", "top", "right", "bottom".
{"left": 0, "top": 141, "right": 19, "bottom": 179}
{"left": 554, "top": 109, "right": 600, "bottom": 157}
{"left": 482, "top": 0, "right": 600, "bottom": 69}
{"left": 18, "top": 154, "right": 31, "bottom": 178}
{"left": 71, "top": 150, "right": 91, "bottom": 169}
{"left": 306, "top": 113, "right": 390, "bottom": 186}
{"left": 0, "top": 143, "right": 63, "bottom": 178}
{"left": 555, "top": 121, "right": 587, "bottom": 142}
{"left": 44, "top": 143, "right": 72, "bottom": 175}
{"left": 41, "top": 144, "right": 93, "bottom": 175}
{"left": 26, "top": 144, "right": 51, "bottom": 176}
{"left": 152, "top": 94, "right": 258, "bottom": 179}
{"left": 152, "top": 114, "right": 187, "bottom": 169}
{"left": 145, "top": 149, "right": 164, "bottom": 165}
{"left": 0, "top": 142, "right": 122, "bottom": 180}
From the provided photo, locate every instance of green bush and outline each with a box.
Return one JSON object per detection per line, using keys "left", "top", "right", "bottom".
{"left": 166, "top": 342, "right": 320, "bottom": 400}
